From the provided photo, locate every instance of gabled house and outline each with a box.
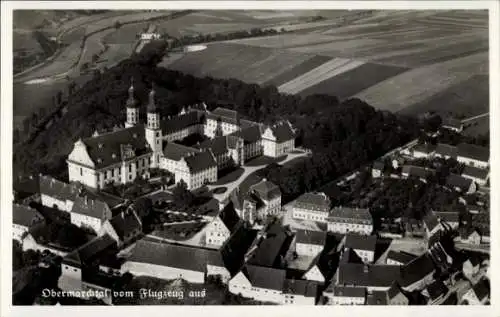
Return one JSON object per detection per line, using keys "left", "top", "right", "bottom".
{"left": 70, "top": 195, "right": 114, "bottom": 233}
{"left": 330, "top": 286, "right": 366, "bottom": 305}
{"left": 246, "top": 222, "right": 293, "bottom": 268}
{"left": 342, "top": 233, "right": 377, "bottom": 264}
{"left": 205, "top": 202, "right": 241, "bottom": 247}
{"left": 372, "top": 160, "right": 385, "bottom": 178}
{"left": 175, "top": 150, "right": 217, "bottom": 190}
{"left": 461, "top": 166, "right": 489, "bottom": 186}
{"left": 434, "top": 210, "right": 460, "bottom": 230}
{"left": 386, "top": 250, "right": 417, "bottom": 266}
{"left": 434, "top": 143, "right": 458, "bottom": 160}
{"left": 99, "top": 207, "right": 142, "bottom": 247}
{"left": 462, "top": 256, "right": 481, "bottom": 280}
{"left": 401, "top": 165, "right": 436, "bottom": 183}
{"left": 261, "top": 121, "right": 296, "bottom": 158}
{"left": 399, "top": 254, "right": 435, "bottom": 292}
{"left": 293, "top": 230, "right": 326, "bottom": 257}
{"left": 327, "top": 207, "right": 373, "bottom": 235}
{"left": 457, "top": 143, "right": 489, "bottom": 169}
{"left": 244, "top": 179, "right": 282, "bottom": 221}
{"left": 161, "top": 142, "right": 200, "bottom": 174}
{"left": 446, "top": 173, "right": 476, "bottom": 194}
{"left": 461, "top": 278, "right": 489, "bottom": 305}
{"left": 39, "top": 175, "right": 79, "bottom": 212}
{"left": 412, "top": 143, "right": 436, "bottom": 159}
{"left": 12, "top": 204, "right": 45, "bottom": 242}
{"left": 292, "top": 192, "right": 331, "bottom": 223}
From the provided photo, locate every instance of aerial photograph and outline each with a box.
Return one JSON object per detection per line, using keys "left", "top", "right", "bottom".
{"left": 11, "top": 8, "right": 490, "bottom": 306}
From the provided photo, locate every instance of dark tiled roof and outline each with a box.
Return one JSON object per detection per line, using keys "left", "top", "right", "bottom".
{"left": 435, "top": 211, "right": 459, "bottom": 224}
{"left": 462, "top": 166, "right": 489, "bottom": 180}
{"left": 426, "top": 280, "right": 448, "bottom": 301}
{"left": 161, "top": 112, "right": 204, "bottom": 135}
{"left": 446, "top": 173, "right": 473, "bottom": 191}
{"left": 163, "top": 142, "right": 200, "bottom": 161}
{"left": 39, "top": 175, "right": 78, "bottom": 202}
{"left": 127, "top": 239, "right": 224, "bottom": 272}
{"left": 367, "top": 291, "right": 388, "bottom": 305}
{"left": 183, "top": 151, "right": 217, "bottom": 173}
{"left": 63, "top": 234, "right": 117, "bottom": 268}
{"left": 386, "top": 250, "right": 417, "bottom": 265}
{"left": 85, "top": 190, "right": 125, "bottom": 210}
{"left": 423, "top": 212, "right": 440, "bottom": 231}
{"left": 413, "top": 143, "right": 436, "bottom": 154}
{"left": 220, "top": 226, "right": 258, "bottom": 276}
{"left": 219, "top": 202, "right": 241, "bottom": 233}
{"left": 71, "top": 195, "right": 112, "bottom": 220}
{"left": 244, "top": 265, "right": 286, "bottom": 291}
{"left": 457, "top": 143, "right": 489, "bottom": 162}
{"left": 250, "top": 180, "right": 281, "bottom": 201}
{"left": 399, "top": 254, "right": 435, "bottom": 287}
{"left": 230, "top": 126, "right": 262, "bottom": 144}
{"left": 344, "top": 234, "right": 376, "bottom": 252}
{"left": 209, "top": 107, "right": 239, "bottom": 124}
{"left": 82, "top": 271, "right": 116, "bottom": 290}
{"left": 247, "top": 223, "right": 292, "bottom": 268}
{"left": 387, "top": 281, "right": 403, "bottom": 299}
{"left": 12, "top": 204, "right": 44, "bottom": 227}
{"left": 341, "top": 248, "right": 364, "bottom": 265}
{"left": 442, "top": 118, "right": 463, "bottom": 129}
{"left": 435, "top": 143, "right": 458, "bottom": 158}
{"left": 267, "top": 122, "right": 295, "bottom": 143}
{"left": 337, "top": 263, "right": 401, "bottom": 288}
{"left": 198, "top": 135, "right": 238, "bottom": 156}
{"left": 294, "top": 192, "right": 331, "bottom": 213}
{"left": 328, "top": 207, "right": 372, "bottom": 225}
{"left": 108, "top": 210, "right": 142, "bottom": 240}
{"left": 402, "top": 165, "right": 436, "bottom": 179}
{"left": 333, "top": 285, "right": 366, "bottom": 298}
{"left": 295, "top": 230, "right": 326, "bottom": 246}
{"left": 372, "top": 160, "right": 385, "bottom": 171}
{"left": 80, "top": 125, "right": 152, "bottom": 169}
{"left": 283, "top": 279, "right": 318, "bottom": 297}
{"left": 472, "top": 278, "right": 489, "bottom": 301}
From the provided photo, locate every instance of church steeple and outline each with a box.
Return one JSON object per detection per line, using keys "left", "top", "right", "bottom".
{"left": 147, "top": 84, "right": 158, "bottom": 113}
{"left": 147, "top": 83, "right": 160, "bottom": 130}
{"left": 125, "top": 78, "right": 140, "bottom": 128}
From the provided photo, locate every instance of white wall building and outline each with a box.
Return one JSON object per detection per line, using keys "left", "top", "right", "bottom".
{"left": 174, "top": 151, "right": 217, "bottom": 190}
{"left": 292, "top": 192, "right": 331, "bottom": 223}
{"left": 327, "top": 207, "right": 373, "bottom": 235}
{"left": 39, "top": 175, "right": 78, "bottom": 212}
{"left": 12, "top": 204, "right": 45, "bottom": 242}
{"left": 261, "top": 122, "right": 295, "bottom": 158}
{"left": 343, "top": 234, "right": 377, "bottom": 264}
{"left": 330, "top": 286, "right": 366, "bottom": 305}
{"left": 294, "top": 230, "right": 326, "bottom": 258}
{"left": 70, "top": 195, "right": 114, "bottom": 233}
{"left": 457, "top": 143, "right": 489, "bottom": 169}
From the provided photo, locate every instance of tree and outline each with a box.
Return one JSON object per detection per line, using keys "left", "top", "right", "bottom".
{"left": 172, "top": 179, "right": 195, "bottom": 208}
{"left": 134, "top": 196, "right": 153, "bottom": 218}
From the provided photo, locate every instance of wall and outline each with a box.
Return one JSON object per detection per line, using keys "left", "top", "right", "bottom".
{"left": 292, "top": 208, "right": 328, "bottom": 223}
{"left": 327, "top": 222, "right": 373, "bottom": 235}
{"left": 457, "top": 157, "right": 489, "bottom": 169}
{"left": 121, "top": 261, "right": 205, "bottom": 284}
{"left": 296, "top": 243, "right": 323, "bottom": 257}
{"left": 71, "top": 213, "right": 102, "bottom": 233}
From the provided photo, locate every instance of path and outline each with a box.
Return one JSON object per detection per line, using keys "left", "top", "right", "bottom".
{"left": 461, "top": 112, "right": 489, "bottom": 123}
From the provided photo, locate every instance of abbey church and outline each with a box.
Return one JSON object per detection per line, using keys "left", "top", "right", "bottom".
{"left": 67, "top": 80, "right": 297, "bottom": 190}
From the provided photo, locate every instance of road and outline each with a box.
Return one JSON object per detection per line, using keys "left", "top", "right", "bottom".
{"left": 461, "top": 112, "right": 489, "bottom": 123}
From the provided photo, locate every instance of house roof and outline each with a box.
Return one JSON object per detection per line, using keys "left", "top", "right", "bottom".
{"left": 423, "top": 212, "right": 440, "bottom": 231}
{"left": 247, "top": 222, "right": 292, "bottom": 268}
{"left": 250, "top": 179, "right": 281, "bottom": 201}
{"left": 198, "top": 135, "right": 239, "bottom": 156}
{"left": 462, "top": 166, "right": 489, "bottom": 180}
{"left": 426, "top": 280, "right": 448, "bottom": 300}
{"left": 12, "top": 204, "right": 44, "bottom": 227}
{"left": 457, "top": 143, "right": 489, "bottom": 162}
{"left": 220, "top": 226, "right": 258, "bottom": 276}
{"left": 80, "top": 125, "right": 152, "bottom": 169}
{"left": 294, "top": 192, "right": 331, "bottom": 213}
{"left": 70, "top": 195, "right": 111, "bottom": 220}
{"left": 333, "top": 285, "right": 366, "bottom": 298}
{"left": 446, "top": 173, "right": 473, "bottom": 191}
{"left": 442, "top": 118, "right": 463, "bottom": 129}
{"left": 402, "top": 165, "right": 436, "bottom": 179}
{"left": 386, "top": 250, "right": 417, "bottom": 265}
{"left": 367, "top": 291, "right": 388, "bottom": 305}
{"left": 127, "top": 239, "right": 224, "bottom": 272}
{"left": 344, "top": 234, "right": 376, "bottom": 252}
{"left": 108, "top": 210, "right": 142, "bottom": 240}
{"left": 372, "top": 160, "right": 385, "bottom": 171}
{"left": 327, "top": 207, "right": 372, "bottom": 225}
{"left": 341, "top": 248, "right": 365, "bottom": 265}
{"left": 413, "top": 143, "right": 436, "bottom": 154}
{"left": 163, "top": 142, "right": 200, "bottom": 161}
{"left": 472, "top": 278, "right": 489, "bottom": 301}
{"left": 337, "top": 263, "right": 401, "bottom": 288}
{"left": 63, "top": 234, "right": 117, "bottom": 267}
{"left": 435, "top": 211, "right": 460, "bottom": 224}
{"left": 219, "top": 202, "right": 241, "bottom": 233}
{"left": 208, "top": 107, "right": 239, "bottom": 125}
{"left": 435, "top": 143, "right": 458, "bottom": 158}
{"left": 283, "top": 279, "right": 318, "bottom": 297}
{"left": 230, "top": 125, "right": 262, "bottom": 144}
{"left": 244, "top": 265, "right": 286, "bottom": 291}
{"left": 161, "top": 111, "right": 204, "bottom": 135}
{"left": 39, "top": 175, "right": 78, "bottom": 202}
{"left": 267, "top": 122, "right": 295, "bottom": 143}
{"left": 387, "top": 281, "right": 404, "bottom": 299}
{"left": 399, "top": 254, "right": 435, "bottom": 287}
{"left": 295, "top": 230, "right": 326, "bottom": 246}
{"left": 465, "top": 255, "right": 481, "bottom": 267}
{"left": 183, "top": 150, "right": 217, "bottom": 173}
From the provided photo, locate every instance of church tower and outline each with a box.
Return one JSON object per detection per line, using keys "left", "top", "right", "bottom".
{"left": 125, "top": 78, "right": 139, "bottom": 128}
{"left": 145, "top": 85, "right": 162, "bottom": 168}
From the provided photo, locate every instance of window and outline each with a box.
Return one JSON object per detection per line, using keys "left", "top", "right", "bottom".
{"left": 111, "top": 169, "right": 114, "bottom": 177}
{"left": 80, "top": 168, "right": 83, "bottom": 176}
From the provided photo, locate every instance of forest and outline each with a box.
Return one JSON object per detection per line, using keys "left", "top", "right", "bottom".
{"left": 14, "top": 42, "right": 421, "bottom": 199}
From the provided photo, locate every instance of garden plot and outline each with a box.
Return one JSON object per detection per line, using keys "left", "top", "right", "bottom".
{"left": 263, "top": 54, "right": 332, "bottom": 87}
{"left": 278, "top": 57, "right": 365, "bottom": 95}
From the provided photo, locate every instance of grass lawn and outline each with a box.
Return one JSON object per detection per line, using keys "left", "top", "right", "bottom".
{"left": 213, "top": 167, "right": 244, "bottom": 185}
{"left": 245, "top": 155, "right": 287, "bottom": 167}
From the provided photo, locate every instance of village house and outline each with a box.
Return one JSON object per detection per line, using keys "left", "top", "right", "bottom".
{"left": 434, "top": 143, "right": 458, "bottom": 160}
{"left": 228, "top": 265, "right": 318, "bottom": 305}
{"left": 12, "top": 204, "right": 45, "bottom": 242}
{"left": 434, "top": 210, "right": 460, "bottom": 230}
{"left": 446, "top": 173, "right": 476, "bottom": 194}
{"left": 330, "top": 286, "right": 366, "bottom": 305}
{"left": 293, "top": 230, "right": 326, "bottom": 258}
{"left": 342, "top": 233, "right": 377, "bottom": 264}
{"left": 327, "top": 207, "right": 373, "bottom": 235}
{"left": 399, "top": 254, "right": 436, "bottom": 292}
{"left": 327, "top": 263, "right": 401, "bottom": 293}
{"left": 401, "top": 165, "right": 436, "bottom": 183}
{"left": 442, "top": 118, "right": 464, "bottom": 133}
{"left": 385, "top": 250, "right": 417, "bottom": 266}
{"left": 229, "top": 125, "right": 264, "bottom": 162}
{"left": 371, "top": 160, "right": 385, "bottom": 178}
{"left": 246, "top": 222, "right": 294, "bottom": 268}
{"left": 302, "top": 259, "right": 327, "bottom": 283}
{"left": 39, "top": 175, "right": 78, "bottom": 212}
{"left": 457, "top": 143, "right": 489, "bottom": 169}
{"left": 363, "top": 282, "right": 410, "bottom": 305}
{"left": 292, "top": 192, "right": 331, "bottom": 222}
{"left": 243, "top": 179, "right": 282, "bottom": 222}
{"left": 461, "top": 165, "right": 489, "bottom": 186}
{"left": 204, "top": 107, "right": 243, "bottom": 138}
{"left": 411, "top": 143, "right": 436, "bottom": 159}
{"left": 122, "top": 239, "right": 230, "bottom": 284}
{"left": 99, "top": 207, "right": 142, "bottom": 247}
{"left": 423, "top": 211, "right": 442, "bottom": 239}
{"left": 462, "top": 256, "right": 481, "bottom": 281}
{"left": 423, "top": 280, "right": 449, "bottom": 305}
{"left": 69, "top": 194, "right": 115, "bottom": 233}
{"left": 261, "top": 121, "right": 296, "bottom": 158}
{"left": 205, "top": 202, "right": 241, "bottom": 247}
{"left": 174, "top": 150, "right": 218, "bottom": 190}
{"left": 461, "top": 278, "right": 489, "bottom": 305}
{"left": 458, "top": 227, "right": 482, "bottom": 245}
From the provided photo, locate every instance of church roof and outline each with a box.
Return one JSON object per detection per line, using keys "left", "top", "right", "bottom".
{"left": 160, "top": 112, "right": 204, "bottom": 135}
{"left": 39, "top": 175, "right": 79, "bottom": 202}
{"left": 183, "top": 151, "right": 217, "bottom": 173}
{"left": 267, "top": 122, "right": 295, "bottom": 143}
{"left": 163, "top": 142, "right": 200, "bottom": 161}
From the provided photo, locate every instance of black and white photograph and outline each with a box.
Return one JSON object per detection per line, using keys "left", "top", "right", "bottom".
{"left": 1, "top": 0, "right": 498, "bottom": 312}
